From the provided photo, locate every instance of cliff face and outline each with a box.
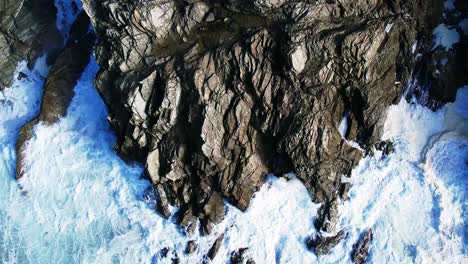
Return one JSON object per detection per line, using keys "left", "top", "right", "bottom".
{"left": 0, "top": 0, "right": 63, "bottom": 88}
{"left": 79, "top": 0, "right": 447, "bottom": 235}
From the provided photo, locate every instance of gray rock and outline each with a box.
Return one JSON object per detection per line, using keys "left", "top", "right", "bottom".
{"left": 315, "top": 199, "right": 339, "bottom": 234}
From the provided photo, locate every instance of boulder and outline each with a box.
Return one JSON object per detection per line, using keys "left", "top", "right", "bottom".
{"left": 231, "top": 247, "right": 255, "bottom": 264}
{"left": 307, "top": 230, "right": 347, "bottom": 256}
{"left": 185, "top": 240, "right": 197, "bottom": 254}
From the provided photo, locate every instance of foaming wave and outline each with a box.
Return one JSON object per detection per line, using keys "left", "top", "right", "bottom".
{"left": 325, "top": 87, "right": 468, "bottom": 263}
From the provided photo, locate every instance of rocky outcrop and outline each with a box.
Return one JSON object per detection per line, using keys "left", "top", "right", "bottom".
{"left": 80, "top": 0, "right": 445, "bottom": 236}
{"left": 405, "top": 0, "right": 468, "bottom": 110}
{"left": 205, "top": 233, "right": 224, "bottom": 261}
{"left": 0, "top": 0, "right": 63, "bottom": 88}
{"left": 184, "top": 240, "right": 197, "bottom": 255}
{"left": 315, "top": 198, "right": 339, "bottom": 234}
{"left": 15, "top": 12, "right": 95, "bottom": 180}
{"left": 307, "top": 229, "right": 347, "bottom": 256}
{"left": 231, "top": 248, "right": 255, "bottom": 264}
{"left": 375, "top": 140, "right": 394, "bottom": 156}
{"left": 351, "top": 229, "right": 374, "bottom": 264}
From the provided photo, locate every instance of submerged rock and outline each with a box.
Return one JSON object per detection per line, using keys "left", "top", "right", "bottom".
{"left": 79, "top": 0, "right": 449, "bottom": 234}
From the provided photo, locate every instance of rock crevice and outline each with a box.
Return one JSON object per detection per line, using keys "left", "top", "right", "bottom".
{"left": 79, "top": 0, "right": 447, "bottom": 236}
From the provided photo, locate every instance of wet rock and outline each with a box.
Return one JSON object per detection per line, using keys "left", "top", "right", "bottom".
{"left": 171, "top": 252, "right": 180, "bottom": 264}
{"left": 200, "top": 191, "right": 226, "bottom": 235}
{"left": 352, "top": 229, "right": 374, "bottom": 264}
{"left": 159, "top": 247, "right": 169, "bottom": 258}
{"left": 0, "top": 0, "right": 63, "bottom": 89}
{"left": 404, "top": 0, "right": 467, "bottom": 110}
{"left": 315, "top": 199, "right": 339, "bottom": 233}
{"left": 38, "top": 12, "right": 95, "bottom": 125}
{"left": 17, "top": 72, "right": 28, "bottom": 80}
{"left": 15, "top": 12, "right": 95, "bottom": 180}
{"left": 155, "top": 185, "right": 172, "bottom": 218}
{"left": 375, "top": 140, "right": 394, "bottom": 156}
{"left": 206, "top": 234, "right": 224, "bottom": 260}
{"left": 307, "top": 230, "right": 347, "bottom": 256}
{"left": 231, "top": 247, "right": 255, "bottom": 264}
{"left": 310, "top": 198, "right": 347, "bottom": 254}
{"left": 154, "top": 247, "right": 180, "bottom": 263}
{"left": 185, "top": 240, "right": 197, "bottom": 254}
{"left": 71, "top": 1, "right": 79, "bottom": 14}
{"left": 80, "top": 0, "right": 448, "bottom": 234}
{"left": 339, "top": 182, "right": 351, "bottom": 201}
{"left": 15, "top": 120, "right": 39, "bottom": 180}
{"left": 174, "top": 204, "right": 199, "bottom": 236}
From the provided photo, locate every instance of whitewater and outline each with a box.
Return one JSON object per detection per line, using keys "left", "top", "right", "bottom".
{"left": 0, "top": 1, "right": 466, "bottom": 264}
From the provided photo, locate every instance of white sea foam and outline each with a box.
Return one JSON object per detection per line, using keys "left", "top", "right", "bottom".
{"left": 334, "top": 89, "right": 467, "bottom": 263}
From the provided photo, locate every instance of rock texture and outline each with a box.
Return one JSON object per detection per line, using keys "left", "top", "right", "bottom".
{"left": 307, "top": 229, "right": 347, "bottom": 256}
{"left": 15, "top": 12, "right": 95, "bottom": 180}
{"left": 231, "top": 247, "right": 255, "bottom": 264}
{"left": 351, "top": 228, "right": 374, "bottom": 264}
{"left": 184, "top": 240, "right": 197, "bottom": 255}
{"left": 205, "top": 233, "right": 224, "bottom": 261}
{"left": 405, "top": 0, "right": 468, "bottom": 110}
{"left": 0, "top": 0, "right": 63, "bottom": 88}
{"left": 79, "top": 0, "right": 447, "bottom": 236}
